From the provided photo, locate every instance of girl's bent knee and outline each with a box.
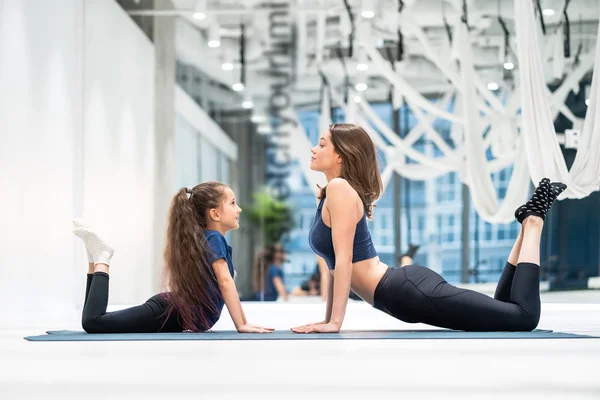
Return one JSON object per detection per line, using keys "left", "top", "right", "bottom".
{"left": 82, "top": 317, "right": 102, "bottom": 334}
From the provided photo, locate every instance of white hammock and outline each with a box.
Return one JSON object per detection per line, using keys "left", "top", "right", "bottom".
{"left": 456, "top": 21, "right": 530, "bottom": 223}
{"left": 515, "top": 0, "right": 600, "bottom": 199}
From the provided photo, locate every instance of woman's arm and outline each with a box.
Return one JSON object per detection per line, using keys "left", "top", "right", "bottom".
{"left": 325, "top": 179, "right": 357, "bottom": 329}
{"left": 212, "top": 259, "right": 273, "bottom": 333}
{"left": 291, "top": 259, "right": 332, "bottom": 328}
{"left": 317, "top": 256, "right": 329, "bottom": 301}
{"left": 321, "top": 269, "right": 334, "bottom": 322}
{"left": 292, "top": 179, "right": 358, "bottom": 333}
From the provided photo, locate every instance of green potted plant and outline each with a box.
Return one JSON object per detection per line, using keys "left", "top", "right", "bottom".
{"left": 243, "top": 187, "right": 295, "bottom": 246}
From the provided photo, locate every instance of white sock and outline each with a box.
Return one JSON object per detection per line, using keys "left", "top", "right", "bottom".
{"left": 73, "top": 227, "right": 114, "bottom": 266}
{"left": 84, "top": 248, "right": 93, "bottom": 264}
{"left": 72, "top": 219, "right": 94, "bottom": 263}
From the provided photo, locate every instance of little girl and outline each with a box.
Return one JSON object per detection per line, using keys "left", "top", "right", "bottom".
{"left": 75, "top": 181, "right": 274, "bottom": 334}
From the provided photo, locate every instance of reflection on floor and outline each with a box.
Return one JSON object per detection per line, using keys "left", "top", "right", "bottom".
{"left": 2, "top": 291, "right": 600, "bottom": 399}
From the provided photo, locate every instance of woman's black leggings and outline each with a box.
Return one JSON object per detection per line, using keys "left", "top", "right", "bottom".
{"left": 81, "top": 272, "right": 182, "bottom": 333}
{"left": 373, "top": 262, "right": 541, "bottom": 332}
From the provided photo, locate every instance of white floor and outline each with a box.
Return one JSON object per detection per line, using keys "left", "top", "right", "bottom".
{"left": 2, "top": 293, "right": 600, "bottom": 400}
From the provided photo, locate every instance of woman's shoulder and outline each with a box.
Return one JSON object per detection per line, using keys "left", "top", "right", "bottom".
{"left": 326, "top": 178, "right": 358, "bottom": 202}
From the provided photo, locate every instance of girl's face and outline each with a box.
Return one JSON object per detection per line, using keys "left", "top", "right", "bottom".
{"left": 211, "top": 186, "right": 242, "bottom": 231}
{"left": 310, "top": 129, "right": 340, "bottom": 172}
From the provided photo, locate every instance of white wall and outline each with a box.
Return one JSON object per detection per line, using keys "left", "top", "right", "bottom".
{"left": 82, "top": 0, "right": 156, "bottom": 305}
{"left": 0, "top": 0, "right": 83, "bottom": 324}
{"left": 0, "top": 0, "right": 157, "bottom": 325}
{"left": 0, "top": 0, "right": 238, "bottom": 327}
{"left": 175, "top": 86, "right": 237, "bottom": 186}
{"left": 175, "top": 127, "right": 233, "bottom": 186}
{"left": 175, "top": 115, "right": 201, "bottom": 188}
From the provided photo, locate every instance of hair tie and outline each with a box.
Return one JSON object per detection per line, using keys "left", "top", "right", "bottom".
{"left": 186, "top": 188, "right": 193, "bottom": 195}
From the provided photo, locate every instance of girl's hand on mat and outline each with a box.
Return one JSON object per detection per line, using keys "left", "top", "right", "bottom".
{"left": 291, "top": 322, "right": 340, "bottom": 334}
{"left": 237, "top": 323, "right": 275, "bottom": 333}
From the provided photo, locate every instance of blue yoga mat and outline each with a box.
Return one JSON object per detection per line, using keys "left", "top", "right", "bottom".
{"left": 23, "top": 329, "right": 597, "bottom": 341}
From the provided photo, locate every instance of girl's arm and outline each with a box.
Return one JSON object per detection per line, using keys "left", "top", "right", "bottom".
{"left": 212, "top": 259, "right": 274, "bottom": 333}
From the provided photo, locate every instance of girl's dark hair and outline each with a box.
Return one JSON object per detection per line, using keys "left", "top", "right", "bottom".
{"left": 162, "top": 181, "right": 227, "bottom": 331}
{"left": 318, "top": 123, "right": 383, "bottom": 219}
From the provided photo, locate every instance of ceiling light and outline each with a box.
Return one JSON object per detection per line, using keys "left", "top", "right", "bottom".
{"left": 487, "top": 82, "right": 499, "bottom": 91}
{"left": 222, "top": 62, "right": 233, "bottom": 71}
{"left": 232, "top": 83, "right": 244, "bottom": 91}
{"left": 361, "top": 0, "right": 375, "bottom": 19}
{"left": 542, "top": 9, "right": 555, "bottom": 16}
{"left": 503, "top": 61, "right": 515, "bottom": 70}
{"left": 355, "top": 83, "right": 368, "bottom": 92}
{"left": 193, "top": 0, "right": 207, "bottom": 20}
{"left": 208, "top": 23, "right": 220, "bottom": 48}
{"left": 585, "top": 98, "right": 589, "bottom": 106}
{"left": 353, "top": 96, "right": 362, "bottom": 103}
{"left": 242, "top": 100, "right": 253, "bottom": 109}
{"left": 257, "top": 125, "right": 272, "bottom": 135}
{"left": 361, "top": 10, "right": 375, "bottom": 18}
{"left": 356, "top": 63, "right": 368, "bottom": 71}
{"left": 251, "top": 114, "right": 266, "bottom": 124}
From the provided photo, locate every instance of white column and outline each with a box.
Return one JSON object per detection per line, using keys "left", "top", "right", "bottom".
{"left": 152, "top": 0, "right": 177, "bottom": 291}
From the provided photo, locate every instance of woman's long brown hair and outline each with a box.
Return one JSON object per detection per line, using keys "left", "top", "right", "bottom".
{"left": 318, "top": 123, "right": 383, "bottom": 219}
{"left": 162, "top": 181, "right": 227, "bottom": 331}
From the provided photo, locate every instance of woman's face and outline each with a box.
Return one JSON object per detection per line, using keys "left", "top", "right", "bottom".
{"left": 310, "top": 129, "right": 340, "bottom": 172}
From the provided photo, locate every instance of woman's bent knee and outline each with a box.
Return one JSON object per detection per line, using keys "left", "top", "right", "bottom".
{"left": 515, "top": 312, "right": 540, "bottom": 331}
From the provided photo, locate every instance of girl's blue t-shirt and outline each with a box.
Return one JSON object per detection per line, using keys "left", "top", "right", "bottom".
{"left": 203, "top": 230, "right": 235, "bottom": 328}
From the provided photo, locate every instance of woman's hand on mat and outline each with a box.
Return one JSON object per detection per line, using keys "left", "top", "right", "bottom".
{"left": 291, "top": 322, "right": 340, "bottom": 334}
{"left": 299, "top": 320, "right": 329, "bottom": 327}
{"left": 237, "top": 323, "right": 275, "bottom": 333}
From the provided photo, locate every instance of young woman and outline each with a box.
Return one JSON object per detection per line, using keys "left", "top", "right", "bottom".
{"left": 75, "top": 181, "right": 274, "bottom": 334}
{"left": 253, "top": 244, "right": 288, "bottom": 301}
{"left": 292, "top": 123, "right": 566, "bottom": 333}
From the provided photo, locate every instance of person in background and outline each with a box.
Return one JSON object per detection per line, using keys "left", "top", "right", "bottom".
{"left": 253, "top": 243, "right": 288, "bottom": 302}
{"left": 290, "top": 257, "right": 329, "bottom": 300}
